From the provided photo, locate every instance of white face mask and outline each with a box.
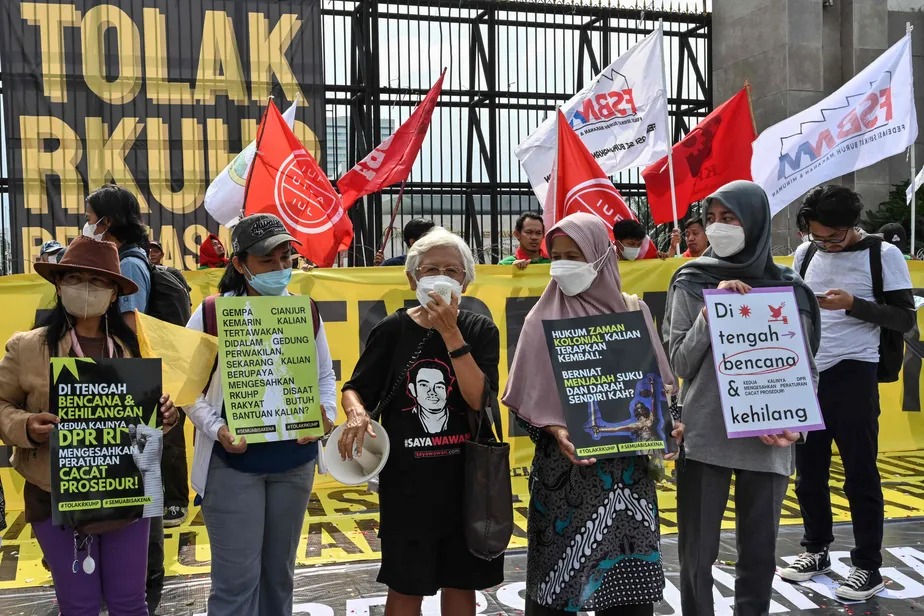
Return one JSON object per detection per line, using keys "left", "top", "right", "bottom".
{"left": 60, "top": 282, "right": 115, "bottom": 319}
{"left": 550, "top": 254, "right": 606, "bottom": 296}
{"left": 415, "top": 275, "right": 463, "bottom": 308}
{"left": 82, "top": 221, "right": 105, "bottom": 241}
{"left": 621, "top": 246, "right": 641, "bottom": 261}
{"left": 705, "top": 222, "right": 746, "bottom": 258}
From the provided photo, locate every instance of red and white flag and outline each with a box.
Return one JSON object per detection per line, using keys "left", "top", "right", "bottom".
{"left": 337, "top": 71, "right": 445, "bottom": 209}
{"left": 244, "top": 100, "right": 353, "bottom": 267}
{"left": 548, "top": 110, "right": 657, "bottom": 257}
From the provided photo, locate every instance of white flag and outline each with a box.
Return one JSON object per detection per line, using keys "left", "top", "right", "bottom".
{"left": 752, "top": 35, "right": 917, "bottom": 216}
{"left": 514, "top": 26, "right": 671, "bottom": 206}
{"left": 204, "top": 97, "right": 299, "bottom": 226}
{"left": 907, "top": 164, "right": 924, "bottom": 205}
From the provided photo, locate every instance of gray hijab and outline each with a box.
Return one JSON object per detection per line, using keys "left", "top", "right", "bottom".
{"left": 666, "top": 180, "right": 821, "bottom": 352}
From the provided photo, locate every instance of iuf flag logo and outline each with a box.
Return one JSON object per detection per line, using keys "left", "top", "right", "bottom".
{"left": 245, "top": 100, "right": 353, "bottom": 267}
{"left": 642, "top": 87, "right": 756, "bottom": 225}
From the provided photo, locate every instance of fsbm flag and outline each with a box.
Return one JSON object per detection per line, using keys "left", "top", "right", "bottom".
{"left": 337, "top": 71, "right": 445, "bottom": 209}
{"left": 547, "top": 111, "right": 658, "bottom": 258}
{"left": 752, "top": 34, "right": 917, "bottom": 216}
{"left": 244, "top": 101, "right": 353, "bottom": 267}
{"left": 516, "top": 25, "right": 670, "bottom": 206}
{"left": 643, "top": 87, "right": 756, "bottom": 225}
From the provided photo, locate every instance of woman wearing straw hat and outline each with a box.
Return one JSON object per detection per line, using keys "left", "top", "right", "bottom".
{"left": 0, "top": 236, "right": 179, "bottom": 615}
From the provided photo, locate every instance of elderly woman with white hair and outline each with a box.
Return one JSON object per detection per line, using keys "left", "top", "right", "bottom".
{"left": 339, "top": 227, "right": 504, "bottom": 615}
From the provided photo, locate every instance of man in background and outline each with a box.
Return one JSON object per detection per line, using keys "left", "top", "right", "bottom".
{"left": 149, "top": 241, "right": 165, "bottom": 266}
{"left": 682, "top": 218, "right": 709, "bottom": 258}
{"left": 499, "top": 212, "right": 550, "bottom": 269}
{"left": 613, "top": 220, "right": 680, "bottom": 260}
{"left": 879, "top": 223, "right": 912, "bottom": 260}
{"left": 374, "top": 218, "right": 436, "bottom": 266}
{"left": 37, "top": 241, "right": 64, "bottom": 264}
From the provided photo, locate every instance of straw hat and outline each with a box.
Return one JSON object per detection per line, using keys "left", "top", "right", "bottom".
{"left": 34, "top": 236, "right": 139, "bottom": 296}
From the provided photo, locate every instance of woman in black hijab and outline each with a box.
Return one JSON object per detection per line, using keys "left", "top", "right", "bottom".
{"left": 662, "top": 180, "right": 821, "bottom": 616}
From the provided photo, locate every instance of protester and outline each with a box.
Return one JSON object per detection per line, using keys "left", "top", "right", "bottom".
{"left": 374, "top": 218, "right": 436, "bottom": 266}
{"left": 498, "top": 212, "right": 550, "bottom": 269}
{"left": 184, "top": 214, "right": 336, "bottom": 614}
{"left": 780, "top": 186, "right": 915, "bottom": 601}
{"left": 198, "top": 233, "right": 229, "bottom": 269}
{"left": 663, "top": 180, "right": 821, "bottom": 615}
{"left": 84, "top": 183, "right": 165, "bottom": 611}
{"left": 504, "top": 212, "right": 679, "bottom": 615}
{"left": 878, "top": 222, "right": 912, "bottom": 259}
{"left": 613, "top": 220, "right": 680, "bottom": 260}
{"left": 149, "top": 241, "right": 165, "bottom": 266}
{"left": 38, "top": 240, "right": 65, "bottom": 264}
{"left": 338, "top": 227, "right": 503, "bottom": 615}
{"left": 0, "top": 236, "right": 178, "bottom": 615}
{"left": 682, "top": 218, "right": 709, "bottom": 258}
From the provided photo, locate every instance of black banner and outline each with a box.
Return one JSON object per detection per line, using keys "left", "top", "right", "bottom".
{"left": 542, "top": 311, "right": 673, "bottom": 460}
{"left": 50, "top": 357, "right": 162, "bottom": 527}
{"left": 0, "top": 1, "right": 325, "bottom": 272}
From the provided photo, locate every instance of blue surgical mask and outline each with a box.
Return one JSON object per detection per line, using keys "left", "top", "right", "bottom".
{"left": 243, "top": 265, "right": 292, "bottom": 296}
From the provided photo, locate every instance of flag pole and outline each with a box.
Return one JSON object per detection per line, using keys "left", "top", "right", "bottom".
{"left": 657, "top": 19, "right": 680, "bottom": 256}
{"left": 909, "top": 22, "right": 917, "bottom": 259}
{"left": 379, "top": 181, "right": 407, "bottom": 254}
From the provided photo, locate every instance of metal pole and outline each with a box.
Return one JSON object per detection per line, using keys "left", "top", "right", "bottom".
{"left": 379, "top": 181, "right": 407, "bottom": 253}
{"left": 657, "top": 20, "right": 681, "bottom": 256}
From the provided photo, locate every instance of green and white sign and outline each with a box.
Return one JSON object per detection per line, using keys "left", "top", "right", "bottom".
{"left": 217, "top": 295, "right": 323, "bottom": 442}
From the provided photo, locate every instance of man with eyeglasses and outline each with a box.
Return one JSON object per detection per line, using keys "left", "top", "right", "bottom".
{"left": 499, "top": 212, "right": 550, "bottom": 269}
{"left": 779, "top": 185, "right": 914, "bottom": 601}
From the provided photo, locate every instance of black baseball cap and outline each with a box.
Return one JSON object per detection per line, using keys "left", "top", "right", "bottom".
{"left": 231, "top": 214, "right": 301, "bottom": 256}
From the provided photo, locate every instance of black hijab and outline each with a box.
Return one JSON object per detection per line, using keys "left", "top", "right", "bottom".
{"left": 665, "top": 180, "right": 822, "bottom": 353}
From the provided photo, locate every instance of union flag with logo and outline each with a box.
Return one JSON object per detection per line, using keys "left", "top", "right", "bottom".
{"left": 244, "top": 100, "right": 353, "bottom": 267}
{"left": 546, "top": 110, "right": 658, "bottom": 258}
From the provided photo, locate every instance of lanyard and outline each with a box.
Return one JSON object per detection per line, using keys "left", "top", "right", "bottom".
{"left": 68, "top": 328, "right": 114, "bottom": 359}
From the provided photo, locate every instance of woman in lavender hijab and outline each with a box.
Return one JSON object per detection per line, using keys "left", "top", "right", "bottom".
{"left": 504, "top": 213, "right": 680, "bottom": 616}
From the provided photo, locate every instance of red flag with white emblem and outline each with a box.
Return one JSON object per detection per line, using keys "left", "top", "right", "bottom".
{"left": 244, "top": 100, "right": 353, "bottom": 267}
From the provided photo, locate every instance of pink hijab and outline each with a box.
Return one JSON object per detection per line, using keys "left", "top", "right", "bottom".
{"left": 502, "top": 212, "right": 675, "bottom": 427}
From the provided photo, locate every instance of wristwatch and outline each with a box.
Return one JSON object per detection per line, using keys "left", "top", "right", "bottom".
{"left": 448, "top": 343, "right": 472, "bottom": 359}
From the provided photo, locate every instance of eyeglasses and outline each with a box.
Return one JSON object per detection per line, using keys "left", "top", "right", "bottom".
{"left": 808, "top": 228, "right": 851, "bottom": 247}
{"left": 415, "top": 265, "right": 466, "bottom": 281}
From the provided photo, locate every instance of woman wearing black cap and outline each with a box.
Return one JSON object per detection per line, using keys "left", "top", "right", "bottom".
{"left": 184, "top": 213, "right": 338, "bottom": 615}
{"left": 0, "top": 236, "right": 178, "bottom": 615}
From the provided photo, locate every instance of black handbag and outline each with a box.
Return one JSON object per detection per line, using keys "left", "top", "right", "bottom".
{"left": 463, "top": 384, "right": 513, "bottom": 560}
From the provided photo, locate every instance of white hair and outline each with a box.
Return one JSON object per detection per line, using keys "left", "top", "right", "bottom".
{"left": 405, "top": 227, "right": 476, "bottom": 284}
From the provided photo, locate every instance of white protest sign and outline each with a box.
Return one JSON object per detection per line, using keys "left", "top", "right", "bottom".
{"left": 703, "top": 287, "right": 823, "bottom": 438}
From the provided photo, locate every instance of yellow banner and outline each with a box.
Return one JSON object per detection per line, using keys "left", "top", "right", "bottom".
{"left": 1, "top": 261, "right": 924, "bottom": 588}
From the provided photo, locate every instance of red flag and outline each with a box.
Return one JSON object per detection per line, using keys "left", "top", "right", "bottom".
{"left": 642, "top": 87, "right": 757, "bottom": 225}
{"left": 337, "top": 71, "right": 445, "bottom": 209}
{"left": 244, "top": 100, "right": 353, "bottom": 267}
{"left": 547, "top": 110, "right": 659, "bottom": 258}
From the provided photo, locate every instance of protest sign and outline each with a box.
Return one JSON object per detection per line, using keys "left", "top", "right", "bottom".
{"left": 217, "top": 295, "right": 323, "bottom": 442}
{"left": 704, "top": 287, "right": 824, "bottom": 438}
{"left": 542, "top": 311, "right": 673, "bottom": 460}
{"left": 50, "top": 358, "right": 163, "bottom": 526}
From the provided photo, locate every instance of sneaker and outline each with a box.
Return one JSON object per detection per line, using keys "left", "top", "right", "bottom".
{"left": 779, "top": 550, "right": 831, "bottom": 582}
{"left": 835, "top": 568, "right": 885, "bottom": 601}
{"left": 163, "top": 506, "right": 187, "bottom": 528}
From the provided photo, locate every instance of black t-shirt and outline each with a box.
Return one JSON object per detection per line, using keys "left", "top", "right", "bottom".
{"left": 343, "top": 308, "right": 499, "bottom": 539}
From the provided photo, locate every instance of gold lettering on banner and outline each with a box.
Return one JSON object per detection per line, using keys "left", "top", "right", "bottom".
{"left": 19, "top": 116, "right": 85, "bottom": 214}
{"left": 294, "top": 121, "right": 321, "bottom": 162}
{"left": 195, "top": 11, "right": 248, "bottom": 105}
{"left": 146, "top": 118, "right": 205, "bottom": 215}
{"left": 84, "top": 117, "right": 148, "bottom": 211}
{"left": 248, "top": 13, "right": 304, "bottom": 102}
{"left": 142, "top": 8, "right": 194, "bottom": 105}
{"left": 205, "top": 118, "right": 260, "bottom": 181}
{"left": 156, "top": 225, "right": 184, "bottom": 270}
{"left": 81, "top": 5, "right": 142, "bottom": 104}
{"left": 20, "top": 2, "right": 81, "bottom": 104}
{"left": 184, "top": 224, "right": 210, "bottom": 271}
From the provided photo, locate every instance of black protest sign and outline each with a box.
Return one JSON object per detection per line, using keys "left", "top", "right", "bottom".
{"left": 50, "top": 358, "right": 162, "bottom": 527}
{"left": 542, "top": 311, "right": 673, "bottom": 460}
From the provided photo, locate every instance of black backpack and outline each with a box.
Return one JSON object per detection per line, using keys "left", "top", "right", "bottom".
{"left": 120, "top": 248, "right": 193, "bottom": 327}
{"left": 798, "top": 237, "right": 904, "bottom": 383}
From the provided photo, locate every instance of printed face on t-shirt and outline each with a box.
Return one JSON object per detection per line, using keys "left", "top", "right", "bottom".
{"left": 410, "top": 368, "right": 448, "bottom": 412}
